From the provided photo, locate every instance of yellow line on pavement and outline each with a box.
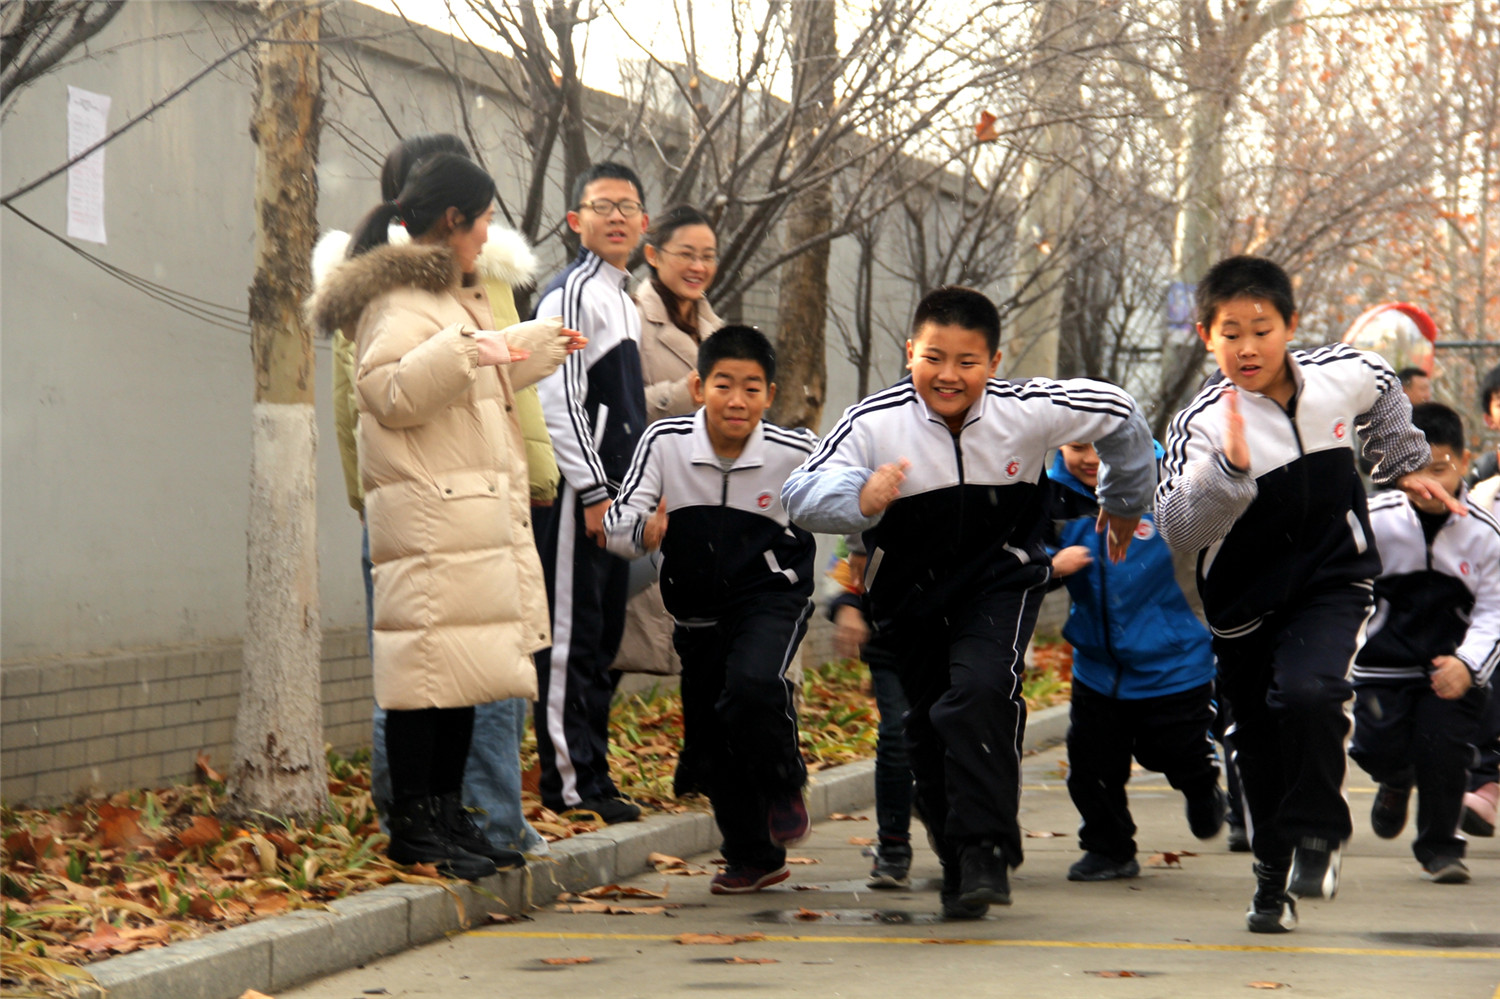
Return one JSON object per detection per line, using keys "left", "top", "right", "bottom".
{"left": 471, "top": 929, "right": 1499, "bottom": 961}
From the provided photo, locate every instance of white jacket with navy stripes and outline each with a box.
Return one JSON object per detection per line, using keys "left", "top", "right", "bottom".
{"left": 604, "top": 409, "right": 818, "bottom": 622}
{"left": 1156, "top": 343, "right": 1430, "bottom": 636}
{"left": 533, "top": 249, "right": 648, "bottom": 506}
{"left": 1353, "top": 487, "right": 1500, "bottom": 688}
{"left": 781, "top": 376, "right": 1156, "bottom": 627}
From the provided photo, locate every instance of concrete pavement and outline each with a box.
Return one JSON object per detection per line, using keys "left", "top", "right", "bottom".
{"left": 281, "top": 741, "right": 1500, "bottom": 999}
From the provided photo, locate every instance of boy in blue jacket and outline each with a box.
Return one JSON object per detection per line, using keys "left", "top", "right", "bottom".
{"left": 1047, "top": 440, "right": 1225, "bottom": 882}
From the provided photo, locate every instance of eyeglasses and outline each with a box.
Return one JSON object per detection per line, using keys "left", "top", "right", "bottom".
{"left": 656, "top": 248, "right": 718, "bottom": 266}
{"left": 579, "top": 198, "right": 643, "bottom": 218}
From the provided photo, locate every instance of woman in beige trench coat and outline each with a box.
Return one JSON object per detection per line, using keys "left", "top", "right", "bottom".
{"left": 312, "top": 153, "right": 580, "bottom": 880}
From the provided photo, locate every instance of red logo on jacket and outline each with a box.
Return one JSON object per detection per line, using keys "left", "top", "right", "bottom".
{"left": 1460, "top": 561, "right": 1472, "bottom": 576}
{"left": 1332, "top": 419, "right": 1348, "bottom": 441}
{"left": 757, "top": 492, "right": 773, "bottom": 509}
{"left": 1004, "top": 458, "right": 1021, "bottom": 478}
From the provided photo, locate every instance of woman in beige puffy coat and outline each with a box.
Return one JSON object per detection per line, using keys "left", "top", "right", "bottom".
{"left": 311, "top": 153, "right": 580, "bottom": 880}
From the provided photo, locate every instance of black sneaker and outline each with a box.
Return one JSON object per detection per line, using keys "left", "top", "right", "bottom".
{"left": 1186, "top": 784, "right": 1227, "bottom": 839}
{"left": 1246, "top": 866, "right": 1298, "bottom": 934}
{"left": 1371, "top": 782, "right": 1412, "bottom": 840}
{"left": 1286, "top": 836, "right": 1341, "bottom": 900}
{"left": 434, "top": 792, "right": 526, "bottom": 869}
{"left": 385, "top": 796, "right": 497, "bottom": 882}
{"left": 957, "top": 840, "right": 1011, "bottom": 907}
{"left": 1422, "top": 856, "right": 1470, "bottom": 884}
{"left": 1226, "top": 822, "right": 1251, "bottom": 853}
{"left": 867, "top": 838, "right": 912, "bottom": 889}
{"left": 1067, "top": 851, "right": 1141, "bottom": 882}
{"left": 569, "top": 795, "right": 642, "bottom": 825}
{"left": 939, "top": 860, "right": 988, "bottom": 919}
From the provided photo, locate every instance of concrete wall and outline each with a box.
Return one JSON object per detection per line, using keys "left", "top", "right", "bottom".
{"left": 0, "top": 2, "right": 958, "bottom": 805}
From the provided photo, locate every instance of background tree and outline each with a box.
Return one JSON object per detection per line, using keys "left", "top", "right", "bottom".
{"left": 231, "top": 0, "right": 328, "bottom": 822}
{"left": 0, "top": 0, "right": 125, "bottom": 115}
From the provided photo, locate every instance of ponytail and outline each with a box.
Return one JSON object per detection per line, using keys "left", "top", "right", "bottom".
{"left": 346, "top": 153, "right": 496, "bottom": 260}
{"left": 348, "top": 200, "right": 405, "bottom": 258}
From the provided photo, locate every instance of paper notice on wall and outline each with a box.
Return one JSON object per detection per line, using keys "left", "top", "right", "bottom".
{"left": 67, "top": 86, "right": 111, "bottom": 244}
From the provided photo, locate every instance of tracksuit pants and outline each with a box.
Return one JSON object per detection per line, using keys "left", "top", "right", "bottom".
{"left": 1470, "top": 692, "right": 1500, "bottom": 790}
{"left": 864, "top": 578, "right": 1047, "bottom": 870}
{"left": 533, "top": 486, "right": 631, "bottom": 810}
{"left": 674, "top": 594, "right": 812, "bottom": 870}
{"left": 1351, "top": 678, "right": 1489, "bottom": 864}
{"left": 1066, "top": 679, "right": 1220, "bottom": 862}
{"left": 1212, "top": 583, "right": 1371, "bottom": 867}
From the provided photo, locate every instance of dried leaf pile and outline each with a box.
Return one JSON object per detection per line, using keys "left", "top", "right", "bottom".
{"left": 2, "top": 647, "right": 1074, "bottom": 995}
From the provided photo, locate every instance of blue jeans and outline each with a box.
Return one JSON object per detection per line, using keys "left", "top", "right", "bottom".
{"left": 464, "top": 698, "right": 548, "bottom": 853}
{"left": 869, "top": 661, "right": 913, "bottom": 843}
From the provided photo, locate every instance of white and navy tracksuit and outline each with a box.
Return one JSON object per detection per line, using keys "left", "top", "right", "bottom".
{"left": 531, "top": 249, "right": 648, "bottom": 809}
{"left": 606, "top": 410, "right": 817, "bottom": 869}
{"left": 783, "top": 377, "right": 1155, "bottom": 868}
{"left": 1349, "top": 488, "right": 1499, "bottom": 864}
{"left": 1157, "top": 343, "right": 1430, "bottom": 867}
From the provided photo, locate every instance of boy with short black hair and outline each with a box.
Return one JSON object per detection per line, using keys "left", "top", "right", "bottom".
{"left": 1351, "top": 402, "right": 1498, "bottom": 884}
{"left": 532, "top": 161, "right": 651, "bottom": 824}
{"left": 1156, "top": 255, "right": 1462, "bottom": 933}
{"left": 605, "top": 326, "right": 819, "bottom": 894}
{"left": 783, "top": 286, "right": 1157, "bottom": 918}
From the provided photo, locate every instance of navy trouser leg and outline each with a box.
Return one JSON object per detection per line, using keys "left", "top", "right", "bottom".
{"left": 1470, "top": 689, "right": 1500, "bottom": 789}
{"left": 868, "top": 661, "right": 914, "bottom": 845}
{"left": 1067, "top": 680, "right": 1137, "bottom": 862}
{"left": 533, "top": 487, "right": 630, "bottom": 809}
{"left": 1214, "top": 585, "right": 1369, "bottom": 867}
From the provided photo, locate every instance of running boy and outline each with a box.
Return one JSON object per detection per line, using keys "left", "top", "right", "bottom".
{"left": 1046, "top": 439, "right": 1224, "bottom": 883}
{"left": 1351, "top": 402, "right": 1498, "bottom": 884}
{"left": 1156, "top": 255, "right": 1462, "bottom": 933}
{"left": 783, "top": 287, "right": 1156, "bottom": 918}
{"left": 533, "top": 162, "right": 651, "bottom": 824}
{"left": 1464, "top": 365, "right": 1500, "bottom": 837}
{"left": 605, "top": 326, "right": 818, "bottom": 894}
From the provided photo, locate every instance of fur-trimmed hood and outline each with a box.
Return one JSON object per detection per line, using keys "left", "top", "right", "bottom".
{"left": 309, "top": 223, "right": 540, "bottom": 335}
{"left": 309, "top": 241, "right": 459, "bottom": 337}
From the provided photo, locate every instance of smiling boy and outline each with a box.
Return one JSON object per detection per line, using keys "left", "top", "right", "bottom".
{"left": 783, "top": 287, "right": 1156, "bottom": 918}
{"left": 605, "top": 327, "right": 819, "bottom": 894}
{"left": 532, "top": 162, "right": 652, "bottom": 824}
{"left": 1156, "top": 255, "right": 1463, "bottom": 933}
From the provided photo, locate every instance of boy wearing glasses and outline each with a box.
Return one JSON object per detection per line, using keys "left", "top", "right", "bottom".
{"left": 532, "top": 162, "right": 652, "bottom": 823}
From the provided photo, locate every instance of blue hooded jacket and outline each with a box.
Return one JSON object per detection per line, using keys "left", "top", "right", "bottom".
{"left": 1046, "top": 449, "right": 1214, "bottom": 700}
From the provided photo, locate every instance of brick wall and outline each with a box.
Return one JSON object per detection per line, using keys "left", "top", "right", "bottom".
{"left": 1, "top": 630, "right": 373, "bottom": 807}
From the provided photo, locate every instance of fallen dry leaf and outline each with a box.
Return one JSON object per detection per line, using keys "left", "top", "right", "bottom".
{"left": 554, "top": 899, "right": 676, "bottom": 915}
{"left": 541, "top": 956, "right": 593, "bottom": 965}
{"left": 1090, "top": 971, "right": 1145, "bottom": 978}
{"left": 827, "top": 813, "right": 866, "bottom": 821}
{"left": 176, "top": 815, "right": 223, "bottom": 850}
{"left": 793, "top": 907, "right": 828, "bottom": 921}
{"left": 675, "top": 932, "right": 767, "bottom": 945}
{"left": 239, "top": 991, "right": 275, "bottom": 999}
{"left": 1024, "top": 830, "right": 1064, "bottom": 838}
{"left": 790, "top": 884, "right": 826, "bottom": 891}
{"left": 724, "top": 957, "right": 778, "bottom": 964}
{"left": 196, "top": 752, "right": 225, "bottom": 784}
{"left": 1145, "top": 853, "right": 1182, "bottom": 868}
{"left": 785, "top": 857, "right": 819, "bottom": 865}
{"left": 579, "top": 884, "right": 666, "bottom": 900}
{"left": 1248, "top": 983, "right": 1287, "bottom": 990}
{"left": 486, "top": 912, "right": 523, "bottom": 924}
{"left": 847, "top": 836, "right": 876, "bottom": 846}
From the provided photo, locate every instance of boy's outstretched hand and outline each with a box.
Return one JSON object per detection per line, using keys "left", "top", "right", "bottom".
{"left": 642, "top": 497, "right": 669, "bottom": 550}
{"left": 1397, "top": 472, "right": 1467, "bottom": 516}
{"left": 1095, "top": 510, "right": 1140, "bottom": 563}
{"left": 1051, "top": 545, "right": 1094, "bottom": 577}
{"left": 859, "top": 458, "right": 910, "bottom": 517}
{"left": 1221, "top": 386, "right": 1250, "bottom": 472}
{"left": 1430, "top": 655, "right": 1473, "bottom": 700}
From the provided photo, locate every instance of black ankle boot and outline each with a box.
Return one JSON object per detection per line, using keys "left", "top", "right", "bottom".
{"left": 386, "top": 796, "right": 497, "bottom": 881}
{"left": 434, "top": 792, "right": 526, "bottom": 869}
{"left": 957, "top": 840, "right": 1011, "bottom": 907}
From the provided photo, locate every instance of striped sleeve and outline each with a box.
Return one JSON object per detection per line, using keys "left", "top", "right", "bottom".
{"left": 1458, "top": 506, "right": 1500, "bottom": 686}
{"left": 1155, "top": 385, "right": 1259, "bottom": 554}
{"left": 782, "top": 402, "right": 881, "bottom": 535}
{"left": 534, "top": 264, "right": 611, "bottom": 504}
{"left": 1350, "top": 349, "right": 1431, "bottom": 486}
{"left": 602, "top": 419, "right": 676, "bottom": 559}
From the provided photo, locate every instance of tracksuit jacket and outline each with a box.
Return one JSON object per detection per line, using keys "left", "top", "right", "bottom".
{"left": 1156, "top": 343, "right": 1430, "bottom": 635}
{"left": 1045, "top": 452, "right": 1215, "bottom": 701}
{"left": 603, "top": 409, "right": 818, "bottom": 619}
{"left": 781, "top": 376, "right": 1157, "bottom": 627}
{"left": 1354, "top": 487, "right": 1500, "bottom": 687}
{"left": 533, "top": 248, "right": 648, "bottom": 505}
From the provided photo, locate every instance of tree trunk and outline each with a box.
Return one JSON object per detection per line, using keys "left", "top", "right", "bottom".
{"left": 232, "top": 0, "right": 327, "bottom": 823}
{"left": 769, "top": 0, "right": 836, "bottom": 431}
{"left": 1008, "top": 1, "right": 1087, "bottom": 380}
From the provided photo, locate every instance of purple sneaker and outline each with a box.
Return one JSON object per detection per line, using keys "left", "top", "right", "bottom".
{"left": 710, "top": 863, "right": 791, "bottom": 895}
{"left": 768, "top": 794, "right": 810, "bottom": 847}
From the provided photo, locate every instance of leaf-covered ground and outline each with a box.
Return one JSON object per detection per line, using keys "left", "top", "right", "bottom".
{"left": 1, "top": 646, "right": 1072, "bottom": 995}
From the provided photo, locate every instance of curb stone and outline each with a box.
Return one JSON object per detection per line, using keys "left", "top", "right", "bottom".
{"left": 80, "top": 705, "right": 1068, "bottom": 999}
